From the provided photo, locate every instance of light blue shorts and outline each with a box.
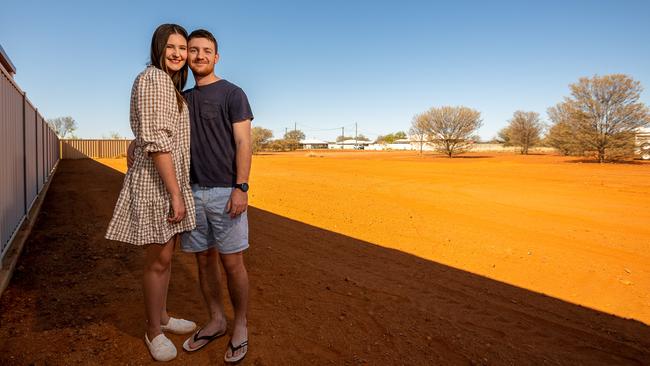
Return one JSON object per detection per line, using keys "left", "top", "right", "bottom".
{"left": 181, "top": 185, "right": 249, "bottom": 254}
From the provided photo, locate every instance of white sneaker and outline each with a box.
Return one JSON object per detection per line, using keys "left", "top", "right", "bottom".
{"left": 144, "top": 333, "right": 177, "bottom": 362}
{"left": 161, "top": 317, "right": 197, "bottom": 334}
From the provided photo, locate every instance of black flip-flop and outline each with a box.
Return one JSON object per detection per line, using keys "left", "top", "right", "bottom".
{"left": 182, "top": 327, "right": 227, "bottom": 352}
{"left": 224, "top": 340, "right": 248, "bottom": 363}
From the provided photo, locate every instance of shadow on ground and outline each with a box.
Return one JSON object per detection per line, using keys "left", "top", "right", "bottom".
{"left": 564, "top": 157, "right": 650, "bottom": 165}
{"left": 0, "top": 159, "right": 648, "bottom": 365}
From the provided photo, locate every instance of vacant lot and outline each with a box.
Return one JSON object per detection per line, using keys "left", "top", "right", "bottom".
{"left": 244, "top": 151, "right": 650, "bottom": 325}
{"left": 1, "top": 152, "right": 649, "bottom": 365}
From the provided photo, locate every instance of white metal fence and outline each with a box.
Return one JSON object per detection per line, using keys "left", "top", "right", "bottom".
{"left": 0, "top": 63, "right": 59, "bottom": 262}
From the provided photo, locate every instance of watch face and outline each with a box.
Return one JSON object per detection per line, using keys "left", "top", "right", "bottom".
{"left": 240, "top": 183, "right": 249, "bottom": 192}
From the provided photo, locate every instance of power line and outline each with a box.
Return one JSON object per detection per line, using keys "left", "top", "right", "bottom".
{"left": 265, "top": 122, "right": 406, "bottom": 141}
{"left": 295, "top": 122, "right": 357, "bottom": 131}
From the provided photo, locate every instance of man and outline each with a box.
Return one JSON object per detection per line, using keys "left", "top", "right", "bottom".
{"left": 181, "top": 29, "right": 252, "bottom": 363}
{"left": 129, "top": 28, "right": 252, "bottom": 363}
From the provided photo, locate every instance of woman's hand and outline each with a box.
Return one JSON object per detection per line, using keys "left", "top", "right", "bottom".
{"left": 168, "top": 193, "right": 186, "bottom": 223}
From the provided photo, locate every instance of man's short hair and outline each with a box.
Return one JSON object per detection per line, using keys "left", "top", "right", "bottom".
{"left": 188, "top": 29, "right": 218, "bottom": 53}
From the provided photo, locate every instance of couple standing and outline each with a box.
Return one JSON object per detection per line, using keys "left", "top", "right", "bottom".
{"left": 105, "top": 24, "right": 252, "bottom": 363}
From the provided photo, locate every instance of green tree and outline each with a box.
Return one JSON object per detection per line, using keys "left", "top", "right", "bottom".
{"left": 376, "top": 131, "right": 406, "bottom": 144}
{"left": 336, "top": 134, "right": 370, "bottom": 142}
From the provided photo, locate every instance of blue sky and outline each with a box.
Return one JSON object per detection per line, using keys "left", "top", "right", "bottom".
{"left": 2, "top": 0, "right": 649, "bottom": 141}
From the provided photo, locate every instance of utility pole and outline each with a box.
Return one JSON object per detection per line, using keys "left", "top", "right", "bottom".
{"left": 285, "top": 127, "right": 288, "bottom": 136}
{"left": 294, "top": 122, "right": 297, "bottom": 132}
{"left": 355, "top": 122, "right": 358, "bottom": 148}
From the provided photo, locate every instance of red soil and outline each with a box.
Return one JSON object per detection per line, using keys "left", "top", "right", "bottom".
{"left": 0, "top": 152, "right": 649, "bottom": 365}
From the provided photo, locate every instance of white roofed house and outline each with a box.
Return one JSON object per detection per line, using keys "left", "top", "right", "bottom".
{"left": 328, "top": 139, "right": 374, "bottom": 150}
{"left": 0, "top": 44, "right": 17, "bottom": 77}
{"left": 299, "top": 138, "right": 329, "bottom": 149}
{"left": 366, "top": 136, "right": 436, "bottom": 151}
{"left": 635, "top": 126, "right": 650, "bottom": 160}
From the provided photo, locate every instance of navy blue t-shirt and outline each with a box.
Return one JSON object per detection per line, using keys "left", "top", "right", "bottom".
{"left": 183, "top": 79, "right": 254, "bottom": 187}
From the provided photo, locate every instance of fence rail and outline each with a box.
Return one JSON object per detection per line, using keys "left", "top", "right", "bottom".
{"left": 0, "top": 63, "right": 59, "bottom": 262}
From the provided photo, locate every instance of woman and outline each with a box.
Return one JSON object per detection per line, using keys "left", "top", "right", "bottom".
{"left": 105, "top": 24, "right": 196, "bottom": 362}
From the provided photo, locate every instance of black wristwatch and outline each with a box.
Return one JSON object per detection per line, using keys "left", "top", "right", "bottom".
{"left": 234, "top": 182, "right": 249, "bottom": 192}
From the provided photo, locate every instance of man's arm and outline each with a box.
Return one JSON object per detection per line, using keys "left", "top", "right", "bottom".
{"left": 127, "top": 140, "right": 136, "bottom": 169}
{"left": 227, "top": 119, "right": 252, "bottom": 218}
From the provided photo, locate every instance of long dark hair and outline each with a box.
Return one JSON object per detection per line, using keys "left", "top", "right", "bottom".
{"left": 150, "top": 23, "right": 188, "bottom": 112}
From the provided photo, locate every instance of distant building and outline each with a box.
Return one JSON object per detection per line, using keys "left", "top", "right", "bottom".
{"left": 636, "top": 127, "right": 650, "bottom": 160}
{"left": 0, "top": 44, "right": 17, "bottom": 77}
{"left": 299, "top": 138, "right": 329, "bottom": 149}
{"left": 366, "top": 136, "right": 434, "bottom": 151}
{"left": 328, "top": 139, "right": 374, "bottom": 150}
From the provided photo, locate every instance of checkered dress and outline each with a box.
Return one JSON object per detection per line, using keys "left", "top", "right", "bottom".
{"left": 105, "top": 66, "right": 196, "bottom": 245}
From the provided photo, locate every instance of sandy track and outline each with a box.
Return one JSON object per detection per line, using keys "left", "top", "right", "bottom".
{"left": 0, "top": 154, "right": 649, "bottom": 365}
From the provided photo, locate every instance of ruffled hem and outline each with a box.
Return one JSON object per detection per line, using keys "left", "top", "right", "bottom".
{"left": 105, "top": 186, "right": 196, "bottom": 245}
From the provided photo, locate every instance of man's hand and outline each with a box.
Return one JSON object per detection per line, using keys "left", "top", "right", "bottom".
{"left": 127, "top": 140, "right": 136, "bottom": 169}
{"left": 226, "top": 188, "right": 248, "bottom": 218}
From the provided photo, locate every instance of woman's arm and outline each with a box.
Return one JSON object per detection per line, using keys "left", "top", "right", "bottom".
{"left": 135, "top": 69, "right": 186, "bottom": 223}
{"left": 150, "top": 151, "right": 185, "bottom": 223}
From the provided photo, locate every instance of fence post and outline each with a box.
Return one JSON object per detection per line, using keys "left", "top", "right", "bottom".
{"left": 22, "top": 92, "right": 27, "bottom": 214}
{"left": 34, "top": 108, "right": 38, "bottom": 194}
{"left": 42, "top": 118, "right": 45, "bottom": 181}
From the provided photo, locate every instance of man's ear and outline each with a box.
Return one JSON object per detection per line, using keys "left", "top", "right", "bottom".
{"left": 214, "top": 53, "right": 220, "bottom": 65}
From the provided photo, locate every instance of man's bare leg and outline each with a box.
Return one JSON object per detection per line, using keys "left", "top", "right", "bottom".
{"left": 187, "top": 248, "right": 228, "bottom": 349}
{"left": 221, "top": 251, "right": 249, "bottom": 359}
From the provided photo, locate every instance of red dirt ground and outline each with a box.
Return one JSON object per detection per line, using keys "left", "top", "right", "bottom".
{"left": 1, "top": 152, "right": 649, "bottom": 365}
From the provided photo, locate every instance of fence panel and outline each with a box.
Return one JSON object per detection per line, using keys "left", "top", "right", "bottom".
{"left": 48, "top": 129, "right": 55, "bottom": 172}
{"left": 61, "top": 139, "right": 130, "bottom": 159}
{"left": 24, "top": 101, "right": 37, "bottom": 208}
{"left": 0, "top": 65, "right": 59, "bottom": 261}
{"left": 0, "top": 69, "right": 25, "bottom": 256}
{"left": 36, "top": 115, "right": 43, "bottom": 191}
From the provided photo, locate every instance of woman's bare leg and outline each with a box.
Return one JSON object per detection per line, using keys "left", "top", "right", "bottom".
{"left": 160, "top": 236, "right": 177, "bottom": 325}
{"left": 143, "top": 236, "right": 176, "bottom": 340}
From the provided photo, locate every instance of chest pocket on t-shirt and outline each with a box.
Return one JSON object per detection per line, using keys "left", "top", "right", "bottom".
{"left": 200, "top": 102, "right": 223, "bottom": 121}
